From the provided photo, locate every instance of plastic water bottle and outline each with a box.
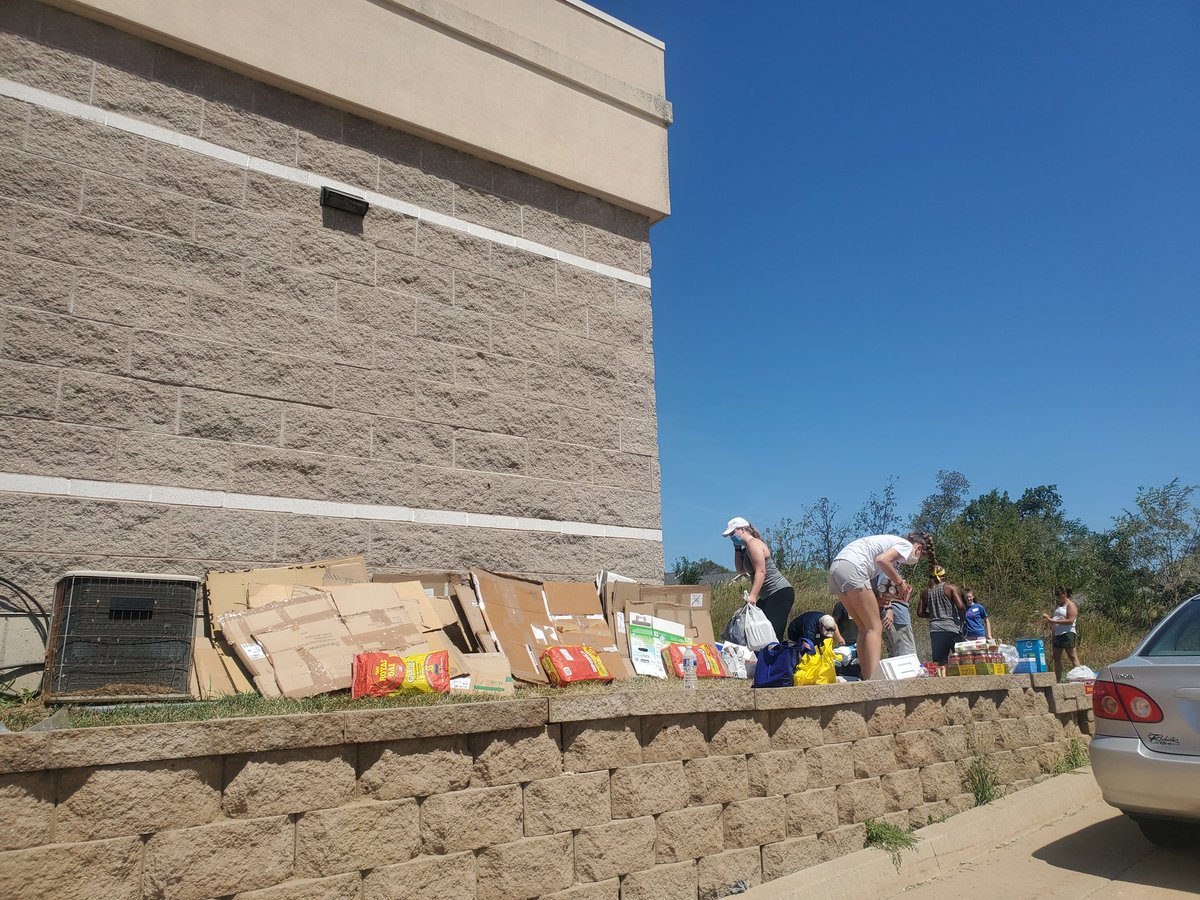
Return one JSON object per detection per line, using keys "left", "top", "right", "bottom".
{"left": 680, "top": 646, "right": 698, "bottom": 690}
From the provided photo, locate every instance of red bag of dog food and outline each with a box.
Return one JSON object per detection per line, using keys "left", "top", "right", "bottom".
{"left": 352, "top": 650, "right": 450, "bottom": 698}
{"left": 539, "top": 646, "right": 612, "bottom": 685}
{"left": 663, "top": 642, "right": 728, "bottom": 678}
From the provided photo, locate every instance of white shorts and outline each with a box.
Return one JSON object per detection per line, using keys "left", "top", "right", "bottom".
{"left": 828, "top": 559, "right": 870, "bottom": 594}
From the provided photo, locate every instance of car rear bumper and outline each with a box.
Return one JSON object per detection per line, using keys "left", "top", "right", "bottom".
{"left": 1090, "top": 734, "right": 1200, "bottom": 821}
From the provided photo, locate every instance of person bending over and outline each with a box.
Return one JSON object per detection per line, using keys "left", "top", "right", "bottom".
{"left": 827, "top": 532, "right": 930, "bottom": 680}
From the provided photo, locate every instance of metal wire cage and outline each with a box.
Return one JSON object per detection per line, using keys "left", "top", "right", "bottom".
{"left": 43, "top": 571, "right": 199, "bottom": 703}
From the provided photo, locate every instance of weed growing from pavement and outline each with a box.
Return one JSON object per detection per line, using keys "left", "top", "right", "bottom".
{"left": 967, "top": 754, "right": 1002, "bottom": 806}
{"left": 864, "top": 818, "right": 920, "bottom": 871}
{"left": 1054, "top": 738, "right": 1089, "bottom": 773}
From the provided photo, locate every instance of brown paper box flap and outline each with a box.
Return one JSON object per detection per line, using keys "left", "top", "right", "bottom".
{"left": 543, "top": 581, "right": 604, "bottom": 617}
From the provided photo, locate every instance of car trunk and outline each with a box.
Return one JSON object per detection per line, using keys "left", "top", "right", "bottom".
{"left": 1110, "top": 657, "right": 1200, "bottom": 756}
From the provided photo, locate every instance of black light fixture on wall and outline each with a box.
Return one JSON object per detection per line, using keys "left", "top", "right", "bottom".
{"left": 320, "top": 186, "right": 369, "bottom": 216}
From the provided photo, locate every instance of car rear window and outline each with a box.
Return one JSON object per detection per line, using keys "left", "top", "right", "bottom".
{"left": 1141, "top": 597, "right": 1200, "bottom": 657}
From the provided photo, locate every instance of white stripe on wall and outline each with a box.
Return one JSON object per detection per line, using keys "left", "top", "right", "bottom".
{"left": 0, "top": 78, "right": 652, "bottom": 288}
{"left": 0, "top": 472, "right": 663, "bottom": 542}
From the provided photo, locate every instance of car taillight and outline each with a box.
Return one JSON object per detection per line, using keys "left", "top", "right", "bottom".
{"left": 1093, "top": 681, "right": 1164, "bottom": 723}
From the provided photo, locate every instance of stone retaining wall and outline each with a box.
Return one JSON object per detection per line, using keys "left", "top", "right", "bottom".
{"left": 0, "top": 674, "right": 1094, "bottom": 900}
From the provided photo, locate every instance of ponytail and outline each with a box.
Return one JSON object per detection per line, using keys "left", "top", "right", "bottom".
{"left": 905, "top": 531, "right": 939, "bottom": 582}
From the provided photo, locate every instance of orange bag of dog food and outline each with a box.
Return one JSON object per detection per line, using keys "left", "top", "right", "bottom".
{"left": 539, "top": 646, "right": 612, "bottom": 685}
{"left": 352, "top": 650, "right": 450, "bottom": 698}
{"left": 663, "top": 642, "right": 728, "bottom": 678}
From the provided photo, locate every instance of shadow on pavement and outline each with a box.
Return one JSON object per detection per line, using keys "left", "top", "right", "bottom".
{"left": 1032, "top": 813, "right": 1200, "bottom": 891}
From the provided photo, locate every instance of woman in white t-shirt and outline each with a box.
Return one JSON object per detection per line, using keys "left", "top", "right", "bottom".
{"left": 827, "top": 532, "right": 931, "bottom": 680}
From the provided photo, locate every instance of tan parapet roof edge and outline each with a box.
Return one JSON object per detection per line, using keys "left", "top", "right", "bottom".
{"left": 558, "top": 0, "right": 666, "bottom": 50}
{"left": 389, "top": 0, "right": 673, "bottom": 123}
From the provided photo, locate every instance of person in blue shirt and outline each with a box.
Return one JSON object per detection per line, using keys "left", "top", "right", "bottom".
{"left": 962, "top": 589, "right": 991, "bottom": 640}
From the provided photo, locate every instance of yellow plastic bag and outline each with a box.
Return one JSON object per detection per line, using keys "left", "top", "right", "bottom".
{"left": 794, "top": 637, "right": 836, "bottom": 686}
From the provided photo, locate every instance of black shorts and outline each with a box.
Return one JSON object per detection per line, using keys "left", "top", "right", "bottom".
{"left": 1053, "top": 632, "right": 1077, "bottom": 650}
{"left": 930, "top": 631, "right": 960, "bottom": 666}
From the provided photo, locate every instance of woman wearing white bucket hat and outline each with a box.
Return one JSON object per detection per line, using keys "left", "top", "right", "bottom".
{"left": 723, "top": 516, "right": 794, "bottom": 641}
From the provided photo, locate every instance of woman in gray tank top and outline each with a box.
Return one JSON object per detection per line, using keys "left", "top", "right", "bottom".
{"left": 916, "top": 563, "right": 965, "bottom": 667}
{"left": 722, "top": 516, "right": 794, "bottom": 641}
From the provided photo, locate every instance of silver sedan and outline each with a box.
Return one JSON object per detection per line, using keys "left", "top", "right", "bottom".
{"left": 1090, "top": 593, "right": 1200, "bottom": 847}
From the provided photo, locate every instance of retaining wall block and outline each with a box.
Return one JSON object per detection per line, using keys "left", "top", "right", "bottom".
{"left": 611, "top": 760, "right": 689, "bottom": 818}
{"left": 618, "top": 859, "right": 697, "bottom": 900}
{"left": 936, "top": 724, "right": 972, "bottom": 761}
{"left": 524, "top": 770, "right": 611, "bottom": 836}
{"left": 696, "top": 846, "right": 761, "bottom": 900}
{"left": 834, "top": 776, "right": 888, "bottom": 825}
{"left": 880, "top": 768, "right": 924, "bottom": 813}
{"left": 904, "top": 697, "right": 948, "bottom": 731}
{"left": 722, "top": 796, "right": 786, "bottom": 849}
{"left": 574, "top": 815, "right": 657, "bottom": 882}
{"left": 851, "top": 735, "right": 898, "bottom": 778}
{"left": 970, "top": 693, "right": 1003, "bottom": 722}
{"left": 768, "top": 709, "right": 823, "bottom": 749}
{"left": 561, "top": 719, "right": 642, "bottom": 773}
{"left": 222, "top": 745, "right": 355, "bottom": 817}
{"left": 818, "top": 821, "right": 867, "bottom": 860}
{"left": 0, "top": 835, "right": 142, "bottom": 900}
{"left": 920, "top": 761, "right": 964, "bottom": 803}
{"left": 294, "top": 798, "right": 420, "bottom": 877}
{"left": 143, "top": 815, "right": 294, "bottom": 900}
{"left": 707, "top": 711, "right": 771, "bottom": 756}
{"left": 747, "top": 749, "right": 807, "bottom": 798}
{"left": 57, "top": 757, "right": 222, "bottom": 841}
{"left": 944, "top": 694, "right": 973, "bottom": 725}
{"left": 342, "top": 699, "right": 548, "bottom": 744}
{"left": 361, "top": 851, "right": 476, "bottom": 900}
{"left": 864, "top": 700, "right": 906, "bottom": 736}
{"left": 894, "top": 730, "right": 940, "bottom": 768}
{"left": 641, "top": 714, "right": 709, "bottom": 763}
{"left": 804, "top": 742, "right": 855, "bottom": 788}
{"left": 820, "top": 705, "right": 868, "bottom": 742}
{"left": 544, "top": 877, "right": 621, "bottom": 900}
{"left": 761, "top": 834, "right": 822, "bottom": 881}
{"left": 470, "top": 725, "right": 563, "bottom": 787}
{"left": 0, "top": 771, "right": 54, "bottom": 850}
{"left": 784, "top": 786, "right": 839, "bottom": 837}
{"left": 685, "top": 755, "right": 750, "bottom": 805}
{"left": 476, "top": 832, "right": 574, "bottom": 900}
{"left": 358, "top": 735, "right": 472, "bottom": 799}
{"left": 420, "top": 784, "right": 522, "bottom": 853}
{"left": 231, "top": 872, "right": 361, "bottom": 900}
{"left": 654, "top": 803, "right": 724, "bottom": 863}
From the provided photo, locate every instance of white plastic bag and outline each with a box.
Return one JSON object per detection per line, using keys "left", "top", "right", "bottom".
{"left": 722, "top": 602, "right": 777, "bottom": 652}
{"left": 1065, "top": 665, "right": 1096, "bottom": 682}
{"left": 716, "top": 641, "right": 750, "bottom": 679}
{"left": 999, "top": 643, "right": 1020, "bottom": 672}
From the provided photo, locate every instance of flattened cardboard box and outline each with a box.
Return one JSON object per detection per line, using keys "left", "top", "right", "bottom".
{"left": 611, "top": 583, "right": 715, "bottom": 657}
{"left": 451, "top": 652, "right": 515, "bottom": 696}
{"left": 217, "top": 577, "right": 469, "bottom": 698}
{"left": 471, "top": 571, "right": 630, "bottom": 685}
{"left": 205, "top": 556, "right": 369, "bottom": 631}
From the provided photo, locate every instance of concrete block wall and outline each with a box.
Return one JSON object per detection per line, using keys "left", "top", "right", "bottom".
{"left": 0, "top": 0, "right": 664, "bottom": 624}
{"left": 0, "top": 675, "right": 1094, "bottom": 899}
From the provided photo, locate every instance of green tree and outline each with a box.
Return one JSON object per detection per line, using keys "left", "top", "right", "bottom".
{"left": 1111, "top": 479, "right": 1200, "bottom": 611}
{"left": 912, "top": 470, "right": 971, "bottom": 536}
{"left": 672, "top": 557, "right": 729, "bottom": 584}
{"left": 853, "top": 476, "right": 903, "bottom": 536}
{"left": 807, "top": 497, "right": 851, "bottom": 569}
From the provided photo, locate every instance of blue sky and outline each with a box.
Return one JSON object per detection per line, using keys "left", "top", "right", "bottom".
{"left": 591, "top": 1, "right": 1200, "bottom": 568}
